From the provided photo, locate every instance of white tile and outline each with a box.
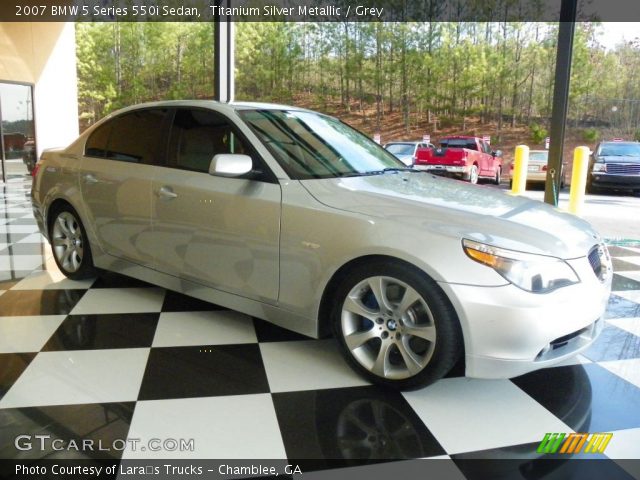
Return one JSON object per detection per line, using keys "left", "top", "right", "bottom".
{"left": 605, "top": 428, "right": 640, "bottom": 460}
{"left": 403, "top": 378, "right": 572, "bottom": 455}
{"left": 0, "top": 255, "right": 45, "bottom": 272}
{"left": 70, "top": 288, "right": 165, "bottom": 314}
{"left": 0, "top": 315, "right": 66, "bottom": 353}
{"left": 618, "top": 271, "right": 640, "bottom": 283}
{"left": 617, "top": 256, "right": 640, "bottom": 267}
{"left": 16, "top": 233, "right": 46, "bottom": 244}
{"left": 153, "top": 310, "right": 257, "bottom": 347}
{"left": 12, "top": 269, "right": 94, "bottom": 290}
{"left": 0, "top": 348, "right": 150, "bottom": 408}
{"left": 123, "top": 395, "right": 287, "bottom": 459}
{"left": 613, "top": 290, "right": 640, "bottom": 304}
{"left": 606, "top": 317, "right": 640, "bottom": 337}
{"left": 599, "top": 359, "right": 640, "bottom": 389}
{"left": 0, "top": 243, "right": 8, "bottom": 250}
{"left": 259, "top": 339, "right": 369, "bottom": 393}
{"left": 0, "top": 225, "right": 38, "bottom": 234}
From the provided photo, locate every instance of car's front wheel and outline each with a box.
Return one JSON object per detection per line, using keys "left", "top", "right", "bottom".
{"left": 332, "top": 261, "right": 463, "bottom": 390}
{"left": 49, "top": 205, "right": 97, "bottom": 280}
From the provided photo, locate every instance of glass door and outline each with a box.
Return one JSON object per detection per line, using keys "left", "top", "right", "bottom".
{"left": 0, "top": 82, "right": 36, "bottom": 182}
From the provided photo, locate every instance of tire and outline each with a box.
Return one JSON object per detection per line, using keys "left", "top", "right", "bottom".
{"left": 331, "top": 261, "right": 463, "bottom": 390}
{"left": 49, "top": 204, "right": 97, "bottom": 280}
{"left": 468, "top": 165, "right": 479, "bottom": 184}
{"left": 493, "top": 167, "right": 501, "bottom": 185}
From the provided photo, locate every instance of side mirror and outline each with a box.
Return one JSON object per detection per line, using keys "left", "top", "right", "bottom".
{"left": 492, "top": 150, "right": 503, "bottom": 157}
{"left": 209, "top": 154, "right": 253, "bottom": 178}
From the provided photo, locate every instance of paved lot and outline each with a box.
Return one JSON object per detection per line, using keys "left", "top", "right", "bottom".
{"left": 495, "top": 183, "right": 640, "bottom": 241}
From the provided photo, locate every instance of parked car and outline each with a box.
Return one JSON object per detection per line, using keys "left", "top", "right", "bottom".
{"left": 23, "top": 139, "right": 36, "bottom": 173}
{"left": 31, "top": 101, "right": 611, "bottom": 389}
{"left": 508, "top": 150, "right": 567, "bottom": 189}
{"left": 587, "top": 140, "right": 640, "bottom": 194}
{"left": 413, "top": 135, "right": 502, "bottom": 184}
{"left": 383, "top": 141, "right": 434, "bottom": 167}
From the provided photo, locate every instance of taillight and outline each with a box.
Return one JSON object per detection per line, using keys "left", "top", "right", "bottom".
{"left": 509, "top": 163, "right": 514, "bottom": 170}
{"left": 32, "top": 163, "right": 41, "bottom": 178}
{"left": 542, "top": 165, "right": 548, "bottom": 171}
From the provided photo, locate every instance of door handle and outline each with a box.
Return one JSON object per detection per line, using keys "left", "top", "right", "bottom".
{"left": 83, "top": 174, "right": 99, "bottom": 185}
{"left": 157, "top": 186, "right": 178, "bottom": 200}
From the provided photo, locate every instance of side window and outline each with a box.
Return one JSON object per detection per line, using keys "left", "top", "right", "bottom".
{"left": 85, "top": 122, "right": 111, "bottom": 158}
{"left": 168, "top": 109, "right": 248, "bottom": 173}
{"left": 104, "top": 109, "right": 167, "bottom": 165}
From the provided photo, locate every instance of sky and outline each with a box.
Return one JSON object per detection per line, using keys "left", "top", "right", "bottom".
{"left": 598, "top": 22, "right": 640, "bottom": 49}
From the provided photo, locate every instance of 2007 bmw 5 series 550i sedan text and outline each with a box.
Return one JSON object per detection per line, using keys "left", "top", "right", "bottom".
{"left": 31, "top": 101, "right": 612, "bottom": 389}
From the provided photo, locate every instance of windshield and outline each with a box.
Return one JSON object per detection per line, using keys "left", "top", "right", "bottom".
{"left": 599, "top": 143, "right": 640, "bottom": 157}
{"left": 385, "top": 143, "right": 414, "bottom": 156}
{"left": 238, "top": 109, "right": 404, "bottom": 179}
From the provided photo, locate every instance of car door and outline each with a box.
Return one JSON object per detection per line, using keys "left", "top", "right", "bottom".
{"left": 79, "top": 108, "right": 169, "bottom": 266}
{"left": 478, "top": 140, "right": 494, "bottom": 176}
{"left": 150, "top": 107, "right": 281, "bottom": 303}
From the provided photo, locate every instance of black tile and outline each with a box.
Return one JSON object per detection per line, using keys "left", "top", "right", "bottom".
{"left": 608, "top": 246, "right": 640, "bottom": 257}
{"left": 91, "top": 271, "right": 154, "bottom": 289}
{"left": 42, "top": 313, "right": 159, "bottom": 352}
{"left": 452, "top": 452, "right": 632, "bottom": 480}
{"left": 6, "top": 218, "right": 37, "bottom": 225}
{"left": 252, "top": 317, "right": 310, "bottom": 342}
{"left": 612, "top": 273, "right": 640, "bottom": 292}
{"left": 582, "top": 324, "right": 640, "bottom": 361}
{"left": 161, "top": 290, "right": 225, "bottom": 312}
{"left": 0, "top": 353, "right": 36, "bottom": 402}
{"left": 605, "top": 293, "right": 640, "bottom": 319}
{"left": 0, "top": 233, "right": 30, "bottom": 244}
{"left": 138, "top": 344, "right": 269, "bottom": 400}
{"left": 612, "top": 257, "right": 640, "bottom": 272}
{"left": 512, "top": 364, "right": 640, "bottom": 432}
{"left": 0, "top": 243, "right": 48, "bottom": 255}
{"left": 272, "top": 386, "right": 445, "bottom": 465}
{"left": 0, "top": 402, "right": 135, "bottom": 459}
{"left": 0, "top": 289, "right": 85, "bottom": 316}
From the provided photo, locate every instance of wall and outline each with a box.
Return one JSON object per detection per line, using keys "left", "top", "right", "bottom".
{"left": 0, "top": 23, "right": 79, "bottom": 159}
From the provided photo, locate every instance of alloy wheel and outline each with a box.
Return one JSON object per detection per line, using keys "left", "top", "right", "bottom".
{"left": 340, "top": 276, "right": 437, "bottom": 381}
{"left": 52, "top": 211, "right": 84, "bottom": 273}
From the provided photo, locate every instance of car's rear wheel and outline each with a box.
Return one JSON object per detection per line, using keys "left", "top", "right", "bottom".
{"left": 331, "top": 261, "right": 462, "bottom": 390}
{"left": 49, "top": 205, "right": 97, "bottom": 280}
{"left": 468, "top": 165, "right": 479, "bottom": 184}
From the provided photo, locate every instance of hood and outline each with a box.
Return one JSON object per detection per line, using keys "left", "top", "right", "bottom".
{"left": 300, "top": 172, "right": 601, "bottom": 259}
{"left": 599, "top": 155, "right": 640, "bottom": 164}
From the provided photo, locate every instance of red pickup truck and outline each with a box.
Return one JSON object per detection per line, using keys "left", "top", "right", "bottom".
{"left": 414, "top": 136, "right": 503, "bottom": 184}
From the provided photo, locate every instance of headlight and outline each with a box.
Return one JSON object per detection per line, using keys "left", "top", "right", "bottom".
{"left": 462, "top": 239, "right": 579, "bottom": 293}
{"left": 592, "top": 162, "right": 607, "bottom": 172}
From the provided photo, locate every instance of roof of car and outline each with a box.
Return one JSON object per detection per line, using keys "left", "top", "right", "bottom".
{"left": 107, "top": 99, "right": 314, "bottom": 114}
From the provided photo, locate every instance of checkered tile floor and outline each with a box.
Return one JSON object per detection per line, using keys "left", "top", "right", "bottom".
{"left": 1, "top": 178, "right": 640, "bottom": 469}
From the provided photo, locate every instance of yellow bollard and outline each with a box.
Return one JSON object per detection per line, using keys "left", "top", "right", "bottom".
{"left": 511, "top": 145, "right": 529, "bottom": 194}
{"left": 568, "top": 146, "right": 591, "bottom": 216}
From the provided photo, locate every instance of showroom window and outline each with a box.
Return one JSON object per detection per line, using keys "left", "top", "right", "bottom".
{"left": 0, "top": 82, "right": 36, "bottom": 182}
{"left": 168, "top": 109, "right": 248, "bottom": 173}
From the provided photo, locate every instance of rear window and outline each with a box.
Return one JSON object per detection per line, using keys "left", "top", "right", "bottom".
{"left": 529, "top": 152, "right": 549, "bottom": 162}
{"left": 440, "top": 139, "right": 478, "bottom": 150}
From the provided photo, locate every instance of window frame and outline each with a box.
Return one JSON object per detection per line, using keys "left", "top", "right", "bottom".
{"left": 164, "top": 107, "right": 278, "bottom": 183}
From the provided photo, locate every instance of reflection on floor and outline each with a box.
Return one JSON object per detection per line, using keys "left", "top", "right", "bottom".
{"left": 1, "top": 177, "right": 639, "bottom": 476}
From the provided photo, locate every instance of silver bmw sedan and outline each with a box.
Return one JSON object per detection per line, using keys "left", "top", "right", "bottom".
{"left": 31, "top": 101, "right": 612, "bottom": 389}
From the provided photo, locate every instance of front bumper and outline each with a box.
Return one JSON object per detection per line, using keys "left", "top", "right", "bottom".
{"left": 590, "top": 172, "right": 640, "bottom": 189}
{"left": 438, "top": 256, "right": 611, "bottom": 379}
